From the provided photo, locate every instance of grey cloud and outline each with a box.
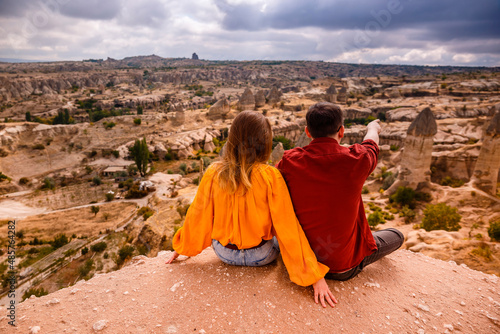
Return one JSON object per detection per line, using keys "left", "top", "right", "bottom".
{"left": 216, "top": 0, "right": 500, "bottom": 41}
{"left": 0, "top": 0, "right": 34, "bottom": 17}
{"left": 118, "top": 0, "right": 169, "bottom": 27}
{"left": 60, "top": 0, "right": 121, "bottom": 20}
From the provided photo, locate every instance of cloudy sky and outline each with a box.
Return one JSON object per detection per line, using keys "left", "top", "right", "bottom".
{"left": 0, "top": 0, "right": 499, "bottom": 66}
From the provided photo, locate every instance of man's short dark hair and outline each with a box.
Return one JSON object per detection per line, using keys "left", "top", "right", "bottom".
{"left": 306, "top": 102, "right": 344, "bottom": 138}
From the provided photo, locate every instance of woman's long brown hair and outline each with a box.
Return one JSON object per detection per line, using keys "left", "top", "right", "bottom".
{"left": 214, "top": 110, "right": 273, "bottom": 194}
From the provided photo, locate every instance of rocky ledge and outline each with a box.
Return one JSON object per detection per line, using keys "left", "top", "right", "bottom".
{"left": 1, "top": 248, "right": 499, "bottom": 333}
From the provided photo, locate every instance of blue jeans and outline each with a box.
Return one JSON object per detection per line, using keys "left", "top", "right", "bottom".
{"left": 212, "top": 237, "right": 280, "bottom": 267}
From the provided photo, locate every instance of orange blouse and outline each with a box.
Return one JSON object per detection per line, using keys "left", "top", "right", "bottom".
{"left": 172, "top": 163, "right": 329, "bottom": 286}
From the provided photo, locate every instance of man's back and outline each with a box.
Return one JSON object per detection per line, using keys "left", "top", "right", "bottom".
{"left": 277, "top": 137, "right": 379, "bottom": 273}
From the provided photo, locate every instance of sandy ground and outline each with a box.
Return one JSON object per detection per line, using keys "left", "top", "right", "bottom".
{"left": 0, "top": 202, "right": 137, "bottom": 241}
{"left": 0, "top": 199, "right": 47, "bottom": 220}
{"left": 2, "top": 248, "right": 499, "bottom": 333}
{"left": 149, "top": 173, "right": 183, "bottom": 201}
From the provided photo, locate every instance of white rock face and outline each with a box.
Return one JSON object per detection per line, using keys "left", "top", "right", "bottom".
{"left": 471, "top": 111, "right": 500, "bottom": 195}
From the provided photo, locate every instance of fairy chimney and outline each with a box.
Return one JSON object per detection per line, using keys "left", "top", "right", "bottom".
{"left": 387, "top": 107, "right": 437, "bottom": 194}
{"left": 471, "top": 110, "right": 500, "bottom": 195}
{"left": 267, "top": 87, "right": 282, "bottom": 106}
{"left": 255, "top": 90, "right": 266, "bottom": 108}
{"left": 271, "top": 142, "right": 285, "bottom": 165}
{"left": 238, "top": 88, "right": 255, "bottom": 111}
{"left": 337, "top": 86, "right": 347, "bottom": 103}
{"left": 325, "top": 84, "right": 338, "bottom": 103}
{"left": 207, "top": 98, "right": 230, "bottom": 120}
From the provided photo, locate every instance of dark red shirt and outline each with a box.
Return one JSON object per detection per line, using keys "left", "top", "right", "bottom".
{"left": 277, "top": 138, "right": 379, "bottom": 273}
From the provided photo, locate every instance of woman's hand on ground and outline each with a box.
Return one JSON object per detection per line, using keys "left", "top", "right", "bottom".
{"left": 165, "top": 251, "right": 179, "bottom": 264}
{"left": 312, "top": 278, "right": 338, "bottom": 308}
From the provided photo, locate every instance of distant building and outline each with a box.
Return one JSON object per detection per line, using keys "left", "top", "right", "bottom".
{"left": 192, "top": 53, "right": 199, "bottom": 60}
{"left": 101, "top": 166, "right": 128, "bottom": 177}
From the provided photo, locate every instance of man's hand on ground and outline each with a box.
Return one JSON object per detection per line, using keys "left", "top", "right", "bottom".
{"left": 165, "top": 251, "right": 179, "bottom": 264}
{"left": 312, "top": 278, "right": 338, "bottom": 308}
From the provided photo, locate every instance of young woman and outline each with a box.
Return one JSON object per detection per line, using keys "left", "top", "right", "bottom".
{"left": 166, "top": 110, "right": 337, "bottom": 307}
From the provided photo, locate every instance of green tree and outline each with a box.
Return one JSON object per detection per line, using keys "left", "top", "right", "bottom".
{"left": 90, "top": 205, "right": 100, "bottom": 217}
{"left": 50, "top": 234, "right": 69, "bottom": 249}
{"left": 390, "top": 186, "right": 416, "bottom": 209}
{"left": 488, "top": 221, "right": 500, "bottom": 242}
{"left": 421, "top": 203, "right": 461, "bottom": 232}
{"left": 137, "top": 105, "right": 143, "bottom": 115}
{"left": 130, "top": 137, "right": 150, "bottom": 177}
{"left": 25, "top": 111, "right": 32, "bottom": 122}
{"left": 90, "top": 242, "right": 107, "bottom": 253}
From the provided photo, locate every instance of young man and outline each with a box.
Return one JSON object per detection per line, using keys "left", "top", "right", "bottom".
{"left": 277, "top": 102, "right": 404, "bottom": 281}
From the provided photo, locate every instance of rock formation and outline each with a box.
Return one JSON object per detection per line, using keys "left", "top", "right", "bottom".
{"left": 337, "top": 86, "right": 347, "bottom": 103}
{"left": 174, "top": 109, "right": 185, "bottom": 126}
{"left": 325, "top": 84, "right": 338, "bottom": 103}
{"left": 238, "top": 88, "right": 255, "bottom": 111}
{"left": 387, "top": 107, "right": 437, "bottom": 194}
{"left": 254, "top": 90, "right": 266, "bottom": 108}
{"left": 207, "top": 98, "right": 230, "bottom": 120}
{"left": 266, "top": 87, "right": 282, "bottom": 105}
{"left": 344, "top": 107, "right": 372, "bottom": 119}
{"left": 295, "top": 132, "right": 312, "bottom": 147}
{"left": 271, "top": 142, "right": 284, "bottom": 165}
{"left": 385, "top": 87, "right": 401, "bottom": 99}
{"left": 471, "top": 110, "right": 500, "bottom": 195}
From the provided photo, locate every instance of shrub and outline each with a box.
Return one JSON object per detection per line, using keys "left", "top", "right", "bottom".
{"left": 92, "top": 176, "right": 101, "bottom": 186}
{"left": 202, "top": 157, "right": 212, "bottom": 167}
{"left": 105, "top": 192, "right": 114, "bottom": 202}
{"left": 421, "top": 203, "right": 461, "bottom": 232}
{"left": 390, "top": 145, "right": 399, "bottom": 151}
{"left": 41, "top": 177, "right": 55, "bottom": 190}
{"left": 125, "top": 183, "right": 148, "bottom": 199}
{"left": 400, "top": 205, "right": 416, "bottom": 224}
{"left": 81, "top": 247, "right": 89, "bottom": 255}
{"left": 488, "top": 221, "right": 500, "bottom": 242}
{"left": 137, "top": 206, "right": 154, "bottom": 220}
{"left": 104, "top": 122, "right": 116, "bottom": 130}
{"left": 90, "top": 205, "right": 100, "bottom": 216}
{"left": 440, "top": 176, "right": 465, "bottom": 188}
{"left": 22, "top": 287, "right": 48, "bottom": 302}
{"left": 179, "top": 163, "right": 187, "bottom": 173}
{"left": 390, "top": 186, "right": 416, "bottom": 209}
{"left": 33, "top": 143, "right": 45, "bottom": 150}
{"left": 117, "top": 245, "right": 135, "bottom": 265}
{"left": 382, "top": 173, "right": 396, "bottom": 190}
{"left": 368, "top": 211, "right": 386, "bottom": 228}
{"left": 134, "top": 118, "right": 141, "bottom": 125}
{"left": 112, "top": 150, "right": 120, "bottom": 158}
{"left": 90, "top": 242, "right": 107, "bottom": 253}
{"left": 272, "top": 136, "right": 294, "bottom": 150}
{"left": 50, "top": 234, "right": 69, "bottom": 249}
{"left": 362, "top": 186, "right": 369, "bottom": 194}
{"left": 79, "top": 259, "right": 94, "bottom": 279}
{"left": 19, "top": 177, "right": 30, "bottom": 185}
{"left": 176, "top": 204, "right": 190, "bottom": 218}
{"left": 471, "top": 243, "right": 492, "bottom": 261}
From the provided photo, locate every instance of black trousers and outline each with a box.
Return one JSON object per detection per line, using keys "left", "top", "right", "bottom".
{"left": 325, "top": 228, "right": 404, "bottom": 281}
